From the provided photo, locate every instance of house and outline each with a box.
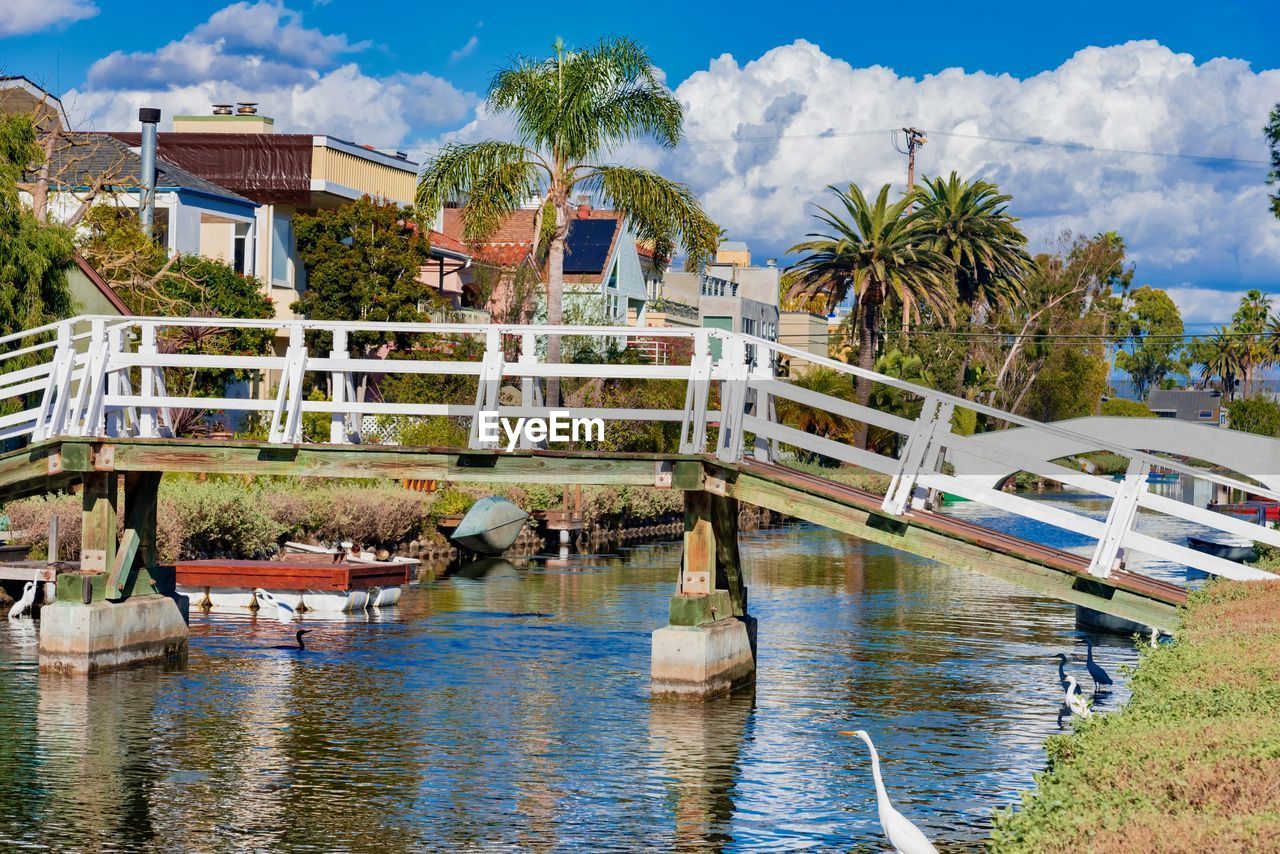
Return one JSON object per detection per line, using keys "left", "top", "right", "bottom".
{"left": 42, "top": 133, "right": 259, "bottom": 273}
{"left": 1146, "top": 389, "right": 1223, "bottom": 425}
{"left": 777, "top": 311, "right": 829, "bottom": 376}
{"left": 438, "top": 200, "right": 664, "bottom": 325}
{"left": 110, "top": 103, "right": 421, "bottom": 322}
{"left": 0, "top": 75, "right": 67, "bottom": 131}
{"left": 652, "top": 241, "right": 781, "bottom": 365}
{"left": 67, "top": 253, "right": 131, "bottom": 317}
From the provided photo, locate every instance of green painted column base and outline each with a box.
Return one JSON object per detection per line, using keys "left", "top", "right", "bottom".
{"left": 668, "top": 591, "right": 735, "bottom": 627}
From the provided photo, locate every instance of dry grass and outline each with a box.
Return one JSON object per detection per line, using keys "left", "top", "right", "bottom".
{"left": 989, "top": 581, "right": 1280, "bottom": 853}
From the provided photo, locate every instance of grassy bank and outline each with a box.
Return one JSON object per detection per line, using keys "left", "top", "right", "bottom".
{"left": 989, "top": 580, "right": 1280, "bottom": 852}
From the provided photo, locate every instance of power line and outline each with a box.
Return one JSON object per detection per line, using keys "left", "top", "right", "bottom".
{"left": 773, "top": 328, "right": 1276, "bottom": 342}
{"left": 924, "top": 129, "right": 1269, "bottom": 167}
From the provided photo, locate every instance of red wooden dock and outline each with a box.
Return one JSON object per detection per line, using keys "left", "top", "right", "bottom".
{"left": 174, "top": 558, "right": 411, "bottom": 592}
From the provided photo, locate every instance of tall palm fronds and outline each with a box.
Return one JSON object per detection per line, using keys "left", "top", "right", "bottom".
{"left": 416, "top": 38, "right": 720, "bottom": 404}
{"left": 784, "top": 183, "right": 954, "bottom": 446}
{"left": 911, "top": 172, "right": 1030, "bottom": 318}
{"left": 1199, "top": 328, "right": 1244, "bottom": 400}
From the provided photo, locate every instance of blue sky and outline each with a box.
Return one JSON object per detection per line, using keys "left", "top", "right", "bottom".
{"left": 3, "top": 0, "right": 1279, "bottom": 322}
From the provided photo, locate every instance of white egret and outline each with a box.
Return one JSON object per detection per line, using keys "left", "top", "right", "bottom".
{"left": 7, "top": 581, "right": 37, "bottom": 620}
{"left": 841, "top": 730, "right": 938, "bottom": 854}
{"left": 254, "top": 588, "right": 297, "bottom": 624}
{"left": 1064, "top": 676, "right": 1092, "bottom": 718}
{"left": 1082, "top": 639, "right": 1113, "bottom": 691}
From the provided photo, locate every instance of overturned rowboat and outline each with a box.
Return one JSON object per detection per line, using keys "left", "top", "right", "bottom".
{"left": 450, "top": 497, "right": 529, "bottom": 556}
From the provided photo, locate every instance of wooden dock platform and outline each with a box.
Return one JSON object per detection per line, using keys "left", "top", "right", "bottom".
{"left": 174, "top": 558, "right": 411, "bottom": 592}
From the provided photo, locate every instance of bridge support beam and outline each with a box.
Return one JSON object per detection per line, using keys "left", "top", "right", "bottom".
{"left": 39, "top": 472, "right": 188, "bottom": 674}
{"left": 652, "top": 490, "right": 755, "bottom": 700}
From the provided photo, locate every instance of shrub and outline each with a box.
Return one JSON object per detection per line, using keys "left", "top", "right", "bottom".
{"left": 4, "top": 493, "right": 82, "bottom": 560}
{"left": 162, "top": 478, "right": 284, "bottom": 560}
{"left": 1101, "top": 398, "right": 1155, "bottom": 417}
{"left": 1226, "top": 395, "right": 1280, "bottom": 437}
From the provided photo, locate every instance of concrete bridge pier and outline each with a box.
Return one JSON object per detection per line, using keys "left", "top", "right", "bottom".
{"left": 39, "top": 471, "right": 188, "bottom": 674}
{"left": 652, "top": 490, "right": 755, "bottom": 700}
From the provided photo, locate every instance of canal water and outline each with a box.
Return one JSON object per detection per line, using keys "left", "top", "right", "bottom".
{"left": 0, "top": 510, "right": 1155, "bottom": 851}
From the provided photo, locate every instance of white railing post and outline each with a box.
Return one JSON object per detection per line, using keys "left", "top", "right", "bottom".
{"left": 468, "top": 328, "right": 504, "bottom": 450}
{"left": 329, "top": 328, "right": 349, "bottom": 444}
{"left": 715, "top": 334, "right": 748, "bottom": 463}
{"left": 31, "top": 322, "right": 74, "bottom": 441}
{"left": 269, "top": 324, "right": 307, "bottom": 444}
{"left": 1088, "top": 457, "right": 1151, "bottom": 578}
{"left": 882, "top": 395, "right": 953, "bottom": 516}
{"left": 136, "top": 323, "right": 159, "bottom": 438}
{"left": 103, "top": 325, "right": 127, "bottom": 437}
{"left": 518, "top": 331, "right": 537, "bottom": 450}
{"left": 679, "top": 331, "right": 713, "bottom": 454}
{"left": 750, "top": 340, "right": 775, "bottom": 463}
{"left": 70, "top": 318, "right": 108, "bottom": 437}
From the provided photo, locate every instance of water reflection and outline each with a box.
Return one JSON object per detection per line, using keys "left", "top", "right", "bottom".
{"left": 0, "top": 523, "right": 1139, "bottom": 850}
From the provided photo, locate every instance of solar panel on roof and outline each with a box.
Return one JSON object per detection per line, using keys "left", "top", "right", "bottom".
{"left": 563, "top": 218, "right": 617, "bottom": 274}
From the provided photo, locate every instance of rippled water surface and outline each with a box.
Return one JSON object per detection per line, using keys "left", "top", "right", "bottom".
{"left": 0, "top": 520, "right": 1145, "bottom": 851}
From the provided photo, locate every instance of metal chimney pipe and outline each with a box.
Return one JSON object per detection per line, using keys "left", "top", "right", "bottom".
{"left": 138, "top": 107, "right": 161, "bottom": 234}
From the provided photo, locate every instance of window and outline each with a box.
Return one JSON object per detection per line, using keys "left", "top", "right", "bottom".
{"left": 1199, "top": 410, "right": 1213, "bottom": 419}
{"left": 271, "top": 215, "right": 293, "bottom": 285}
{"left": 233, "top": 222, "right": 251, "bottom": 275}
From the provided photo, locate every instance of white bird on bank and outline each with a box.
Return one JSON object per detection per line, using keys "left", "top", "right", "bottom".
{"left": 1065, "top": 676, "right": 1092, "bottom": 718}
{"left": 841, "top": 730, "right": 938, "bottom": 854}
{"left": 254, "top": 588, "right": 297, "bottom": 624}
{"left": 7, "top": 581, "right": 37, "bottom": 620}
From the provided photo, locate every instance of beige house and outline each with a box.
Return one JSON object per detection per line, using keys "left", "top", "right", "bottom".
{"left": 111, "top": 104, "right": 421, "bottom": 323}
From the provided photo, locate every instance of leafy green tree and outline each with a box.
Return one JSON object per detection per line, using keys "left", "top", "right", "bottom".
{"left": 1113, "top": 286, "right": 1186, "bottom": 400}
{"left": 785, "top": 183, "right": 954, "bottom": 445}
{"left": 1226, "top": 395, "right": 1280, "bottom": 438}
{"left": 0, "top": 113, "right": 74, "bottom": 340}
{"left": 1266, "top": 103, "right": 1279, "bottom": 220}
{"left": 416, "top": 37, "right": 720, "bottom": 404}
{"left": 1100, "top": 398, "right": 1155, "bottom": 417}
{"left": 1229, "top": 290, "right": 1274, "bottom": 395}
{"left": 293, "top": 196, "right": 434, "bottom": 352}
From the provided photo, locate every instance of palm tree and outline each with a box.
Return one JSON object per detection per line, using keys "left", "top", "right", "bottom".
{"left": 775, "top": 367, "right": 858, "bottom": 462}
{"left": 785, "top": 183, "right": 954, "bottom": 446}
{"left": 1199, "top": 328, "right": 1243, "bottom": 400}
{"left": 911, "top": 172, "right": 1030, "bottom": 323}
{"left": 416, "top": 37, "right": 719, "bottom": 405}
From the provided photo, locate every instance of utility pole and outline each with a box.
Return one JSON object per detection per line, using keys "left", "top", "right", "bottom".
{"left": 897, "top": 127, "right": 927, "bottom": 211}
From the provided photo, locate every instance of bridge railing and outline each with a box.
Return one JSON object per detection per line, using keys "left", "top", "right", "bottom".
{"left": 3, "top": 314, "right": 1278, "bottom": 586}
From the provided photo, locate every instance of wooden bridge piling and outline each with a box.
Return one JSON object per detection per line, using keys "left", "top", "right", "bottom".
{"left": 652, "top": 490, "right": 757, "bottom": 700}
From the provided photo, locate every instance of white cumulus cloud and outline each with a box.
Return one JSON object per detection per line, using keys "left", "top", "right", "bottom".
{"left": 659, "top": 40, "right": 1280, "bottom": 300}
{"left": 0, "top": 0, "right": 97, "bottom": 37}
{"left": 64, "top": 1, "right": 473, "bottom": 147}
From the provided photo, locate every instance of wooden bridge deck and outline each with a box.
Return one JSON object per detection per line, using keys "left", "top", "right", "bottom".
{"left": 0, "top": 436, "right": 1182, "bottom": 627}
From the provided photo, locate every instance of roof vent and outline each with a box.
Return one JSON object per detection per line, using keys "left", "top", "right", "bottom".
{"left": 212, "top": 103, "right": 233, "bottom": 116}
{"left": 236, "top": 102, "right": 258, "bottom": 115}
{"left": 394, "top": 151, "right": 408, "bottom": 160}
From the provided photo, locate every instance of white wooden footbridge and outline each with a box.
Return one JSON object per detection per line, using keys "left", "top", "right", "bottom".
{"left": 2, "top": 315, "right": 1278, "bottom": 678}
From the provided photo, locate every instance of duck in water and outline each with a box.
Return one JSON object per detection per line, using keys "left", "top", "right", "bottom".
{"left": 272, "top": 629, "right": 311, "bottom": 651}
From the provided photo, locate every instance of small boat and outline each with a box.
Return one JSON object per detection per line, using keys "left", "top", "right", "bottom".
{"left": 1186, "top": 535, "right": 1257, "bottom": 580}
{"left": 450, "top": 497, "right": 529, "bottom": 556}
{"left": 1187, "top": 535, "right": 1257, "bottom": 564}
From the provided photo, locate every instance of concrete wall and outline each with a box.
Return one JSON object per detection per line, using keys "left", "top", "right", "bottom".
{"left": 778, "top": 311, "right": 829, "bottom": 375}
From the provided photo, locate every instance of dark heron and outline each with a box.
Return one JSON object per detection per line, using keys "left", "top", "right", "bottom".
{"left": 1050, "top": 653, "right": 1071, "bottom": 690}
{"left": 1082, "top": 639, "right": 1113, "bottom": 691}
{"left": 272, "top": 629, "right": 311, "bottom": 651}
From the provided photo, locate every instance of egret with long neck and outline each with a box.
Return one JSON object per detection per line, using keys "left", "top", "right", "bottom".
{"left": 1082, "top": 639, "right": 1113, "bottom": 691}
{"left": 1050, "top": 653, "right": 1070, "bottom": 690}
{"left": 7, "top": 581, "right": 37, "bottom": 620}
{"left": 840, "top": 730, "right": 937, "bottom": 854}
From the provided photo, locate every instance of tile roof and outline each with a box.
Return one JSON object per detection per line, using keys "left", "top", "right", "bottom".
{"left": 46, "top": 133, "right": 254, "bottom": 204}
{"left": 441, "top": 206, "right": 633, "bottom": 284}
{"left": 428, "top": 229, "right": 468, "bottom": 256}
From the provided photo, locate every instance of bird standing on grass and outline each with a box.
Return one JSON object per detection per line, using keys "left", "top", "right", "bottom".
{"left": 7, "top": 581, "right": 37, "bottom": 620}
{"left": 1082, "top": 639, "right": 1113, "bottom": 692}
{"left": 1064, "top": 676, "right": 1092, "bottom": 718}
{"left": 840, "top": 730, "right": 938, "bottom": 854}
